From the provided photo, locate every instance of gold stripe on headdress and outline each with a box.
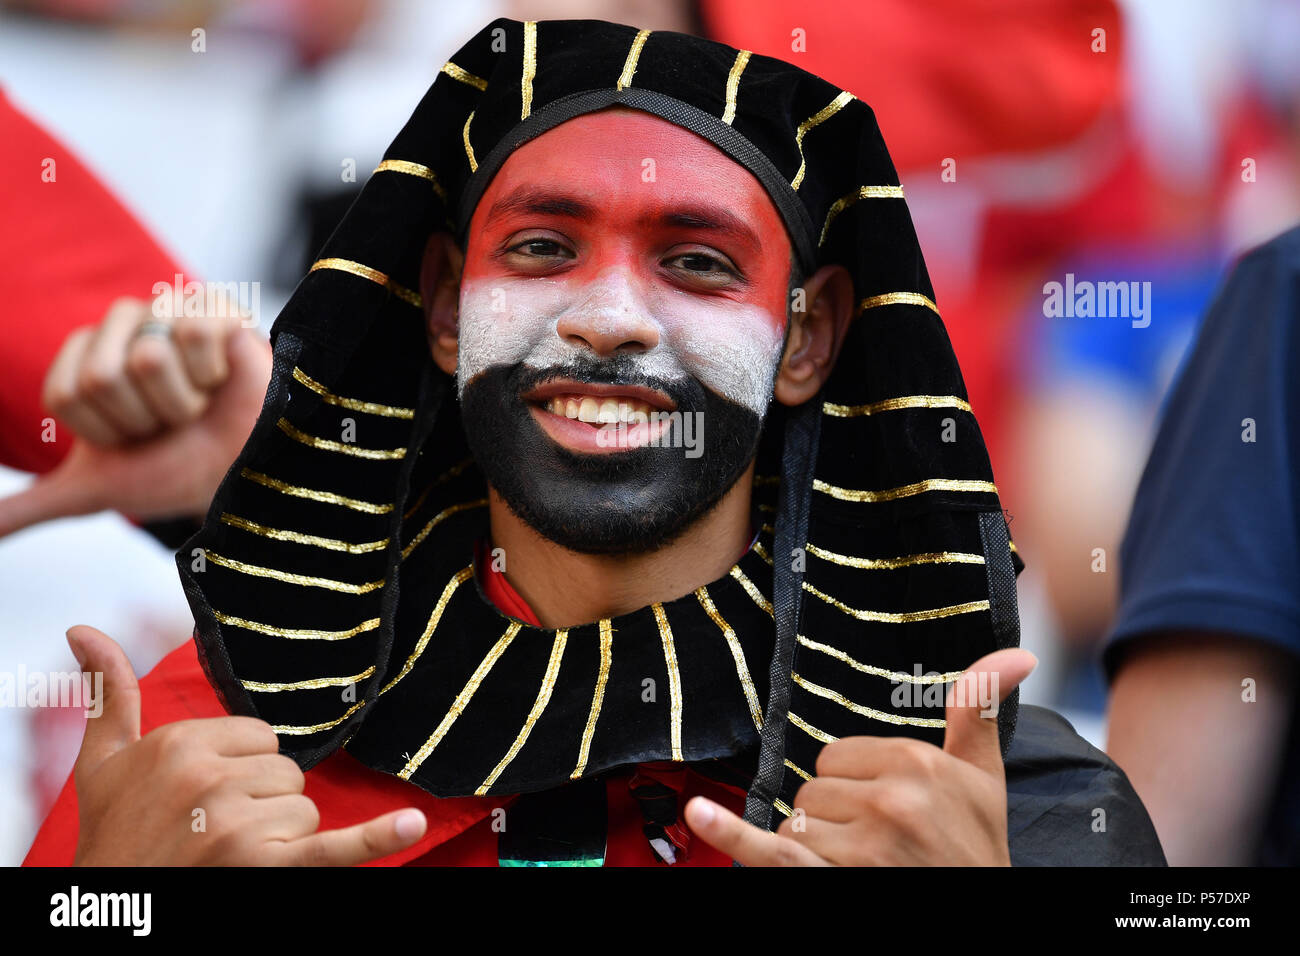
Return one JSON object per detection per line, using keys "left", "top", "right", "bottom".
{"left": 793, "top": 673, "right": 948, "bottom": 728}
{"left": 773, "top": 798, "right": 793, "bottom": 818}
{"left": 292, "top": 367, "right": 415, "bottom": 420}
{"left": 309, "top": 258, "right": 421, "bottom": 308}
{"left": 520, "top": 21, "right": 537, "bottom": 119}
{"left": 804, "top": 583, "right": 989, "bottom": 623}
{"left": 818, "top": 185, "right": 906, "bottom": 246}
{"left": 213, "top": 610, "right": 380, "bottom": 641}
{"left": 721, "top": 50, "right": 751, "bottom": 125}
{"left": 696, "top": 586, "right": 763, "bottom": 731}
{"left": 571, "top": 618, "right": 614, "bottom": 779}
{"left": 205, "top": 552, "right": 385, "bottom": 594}
{"left": 240, "top": 468, "right": 392, "bottom": 514}
{"left": 277, "top": 418, "right": 407, "bottom": 460}
{"left": 729, "top": 565, "right": 773, "bottom": 617}
{"left": 273, "top": 700, "right": 364, "bottom": 736}
{"left": 382, "top": 566, "right": 474, "bottom": 695}
{"left": 791, "top": 90, "right": 856, "bottom": 190}
{"left": 801, "top": 540, "right": 985, "bottom": 570}
{"left": 784, "top": 757, "right": 812, "bottom": 781}
{"left": 759, "top": 525, "right": 984, "bottom": 570}
{"left": 242, "top": 665, "right": 376, "bottom": 693}
{"left": 441, "top": 61, "right": 488, "bottom": 91}
{"left": 822, "top": 394, "right": 971, "bottom": 418}
{"left": 857, "top": 291, "right": 940, "bottom": 316}
{"left": 616, "top": 29, "right": 650, "bottom": 90}
{"left": 813, "top": 476, "right": 998, "bottom": 502}
{"left": 463, "top": 111, "right": 478, "bottom": 172}
{"left": 476, "top": 628, "right": 568, "bottom": 794}
{"left": 220, "top": 514, "right": 388, "bottom": 554}
{"left": 372, "top": 160, "right": 448, "bottom": 204}
{"left": 398, "top": 621, "right": 522, "bottom": 779}
{"left": 401, "top": 499, "right": 489, "bottom": 560}
{"left": 797, "top": 634, "right": 966, "bottom": 683}
{"left": 789, "top": 711, "right": 837, "bottom": 744}
{"left": 652, "top": 603, "right": 685, "bottom": 761}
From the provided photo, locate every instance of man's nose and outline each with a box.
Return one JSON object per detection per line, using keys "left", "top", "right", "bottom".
{"left": 555, "top": 276, "right": 660, "bottom": 357}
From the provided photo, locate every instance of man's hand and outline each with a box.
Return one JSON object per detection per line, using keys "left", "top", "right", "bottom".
{"left": 685, "top": 648, "right": 1036, "bottom": 865}
{"left": 67, "top": 625, "right": 427, "bottom": 866}
{"left": 0, "top": 298, "right": 271, "bottom": 538}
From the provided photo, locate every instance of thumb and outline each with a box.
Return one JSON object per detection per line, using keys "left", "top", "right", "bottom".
{"left": 0, "top": 449, "right": 101, "bottom": 540}
{"left": 219, "top": 326, "right": 272, "bottom": 403}
{"left": 942, "top": 647, "right": 1037, "bottom": 778}
{"left": 207, "top": 326, "right": 271, "bottom": 443}
{"left": 68, "top": 624, "right": 142, "bottom": 784}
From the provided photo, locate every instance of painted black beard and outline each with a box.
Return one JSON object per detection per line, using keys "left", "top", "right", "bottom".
{"left": 459, "top": 355, "right": 765, "bottom": 555}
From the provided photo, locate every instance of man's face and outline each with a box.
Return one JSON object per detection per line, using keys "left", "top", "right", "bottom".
{"left": 456, "top": 108, "right": 795, "bottom": 554}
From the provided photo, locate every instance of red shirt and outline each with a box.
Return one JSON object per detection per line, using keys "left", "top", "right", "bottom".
{"left": 0, "top": 87, "right": 191, "bottom": 475}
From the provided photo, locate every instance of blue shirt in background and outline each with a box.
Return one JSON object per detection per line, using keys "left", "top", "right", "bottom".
{"left": 1104, "top": 225, "right": 1300, "bottom": 866}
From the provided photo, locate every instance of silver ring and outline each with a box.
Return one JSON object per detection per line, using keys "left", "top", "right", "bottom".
{"left": 133, "top": 320, "right": 174, "bottom": 340}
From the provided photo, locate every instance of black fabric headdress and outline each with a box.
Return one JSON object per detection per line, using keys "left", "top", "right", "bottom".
{"left": 179, "top": 17, "right": 1023, "bottom": 833}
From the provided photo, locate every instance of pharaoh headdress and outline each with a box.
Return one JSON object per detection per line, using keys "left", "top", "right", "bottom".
{"left": 180, "top": 18, "right": 1023, "bottom": 835}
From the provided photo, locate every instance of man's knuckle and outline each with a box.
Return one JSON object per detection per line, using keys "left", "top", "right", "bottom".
{"left": 77, "top": 365, "right": 118, "bottom": 397}
{"left": 174, "top": 317, "right": 216, "bottom": 348}
{"left": 126, "top": 339, "right": 168, "bottom": 378}
{"left": 175, "top": 758, "right": 224, "bottom": 796}
{"left": 234, "top": 718, "right": 281, "bottom": 751}
{"left": 771, "top": 840, "right": 804, "bottom": 867}
{"left": 42, "top": 381, "right": 77, "bottom": 415}
{"left": 873, "top": 785, "right": 926, "bottom": 830}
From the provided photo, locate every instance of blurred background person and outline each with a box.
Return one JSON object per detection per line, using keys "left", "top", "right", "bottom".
{"left": 1105, "top": 226, "right": 1300, "bottom": 866}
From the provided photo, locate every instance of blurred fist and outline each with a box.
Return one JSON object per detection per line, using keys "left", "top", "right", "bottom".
{"left": 0, "top": 297, "right": 272, "bottom": 537}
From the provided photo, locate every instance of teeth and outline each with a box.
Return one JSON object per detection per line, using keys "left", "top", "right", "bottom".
{"left": 544, "top": 393, "right": 661, "bottom": 425}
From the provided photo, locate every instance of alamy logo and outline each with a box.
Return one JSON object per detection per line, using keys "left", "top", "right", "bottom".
{"left": 1042, "top": 273, "right": 1151, "bottom": 328}
{"left": 0, "top": 665, "right": 101, "bottom": 716}
{"left": 50, "top": 886, "right": 151, "bottom": 936}
{"left": 152, "top": 273, "right": 258, "bottom": 326}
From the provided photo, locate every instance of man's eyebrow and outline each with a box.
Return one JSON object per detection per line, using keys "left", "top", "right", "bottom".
{"left": 651, "top": 206, "right": 763, "bottom": 251}
{"left": 484, "top": 187, "right": 597, "bottom": 225}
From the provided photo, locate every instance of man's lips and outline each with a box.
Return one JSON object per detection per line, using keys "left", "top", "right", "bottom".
{"left": 520, "top": 378, "right": 677, "bottom": 425}
{"left": 520, "top": 379, "right": 678, "bottom": 453}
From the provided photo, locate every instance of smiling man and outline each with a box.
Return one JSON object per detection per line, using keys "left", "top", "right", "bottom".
{"left": 435, "top": 108, "right": 823, "bottom": 627}
{"left": 25, "top": 18, "right": 1163, "bottom": 867}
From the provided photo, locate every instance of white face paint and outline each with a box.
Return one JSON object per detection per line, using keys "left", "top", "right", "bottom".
{"left": 456, "top": 270, "right": 787, "bottom": 414}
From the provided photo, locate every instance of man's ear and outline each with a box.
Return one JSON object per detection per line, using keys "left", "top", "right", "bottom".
{"left": 773, "top": 263, "right": 855, "bottom": 407}
{"left": 421, "top": 232, "right": 464, "bottom": 376}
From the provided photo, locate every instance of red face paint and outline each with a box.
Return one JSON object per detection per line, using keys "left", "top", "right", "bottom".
{"left": 455, "top": 108, "right": 796, "bottom": 430}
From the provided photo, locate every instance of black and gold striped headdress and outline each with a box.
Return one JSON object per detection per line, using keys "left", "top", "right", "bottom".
{"left": 180, "top": 18, "right": 1023, "bottom": 834}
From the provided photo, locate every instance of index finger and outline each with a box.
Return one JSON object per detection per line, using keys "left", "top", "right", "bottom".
{"left": 684, "top": 797, "right": 827, "bottom": 867}
{"left": 272, "top": 808, "right": 427, "bottom": 867}
{"left": 153, "top": 716, "right": 282, "bottom": 757}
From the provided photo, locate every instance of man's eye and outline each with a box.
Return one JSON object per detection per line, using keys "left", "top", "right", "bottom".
{"left": 669, "top": 253, "right": 733, "bottom": 276}
{"left": 511, "top": 239, "right": 571, "bottom": 258}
